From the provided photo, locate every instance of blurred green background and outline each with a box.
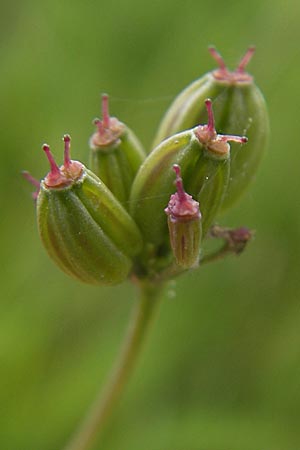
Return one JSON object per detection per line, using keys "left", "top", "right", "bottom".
{"left": 1, "top": 0, "right": 300, "bottom": 449}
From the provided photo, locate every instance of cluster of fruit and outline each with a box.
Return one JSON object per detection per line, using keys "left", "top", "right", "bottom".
{"left": 24, "top": 47, "right": 269, "bottom": 285}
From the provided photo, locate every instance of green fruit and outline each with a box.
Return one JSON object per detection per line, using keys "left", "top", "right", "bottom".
{"left": 165, "top": 165, "right": 202, "bottom": 269}
{"left": 89, "top": 94, "right": 146, "bottom": 207}
{"left": 37, "top": 135, "right": 142, "bottom": 285}
{"left": 130, "top": 100, "right": 246, "bottom": 245}
{"left": 152, "top": 47, "right": 269, "bottom": 212}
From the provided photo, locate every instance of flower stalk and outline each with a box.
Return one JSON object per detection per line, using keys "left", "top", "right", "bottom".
{"left": 63, "top": 280, "right": 163, "bottom": 450}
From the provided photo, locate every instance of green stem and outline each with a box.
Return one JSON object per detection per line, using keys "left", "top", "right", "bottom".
{"left": 200, "top": 243, "right": 231, "bottom": 266}
{"left": 63, "top": 280, "right": 163, "bottom": 450}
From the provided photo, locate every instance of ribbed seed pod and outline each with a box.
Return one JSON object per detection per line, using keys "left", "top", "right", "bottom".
{"left": 211, "top": 77, "right": 269, "bottom": 212}
{"left": 152, "top": 47, "right": 269, "bottom": 212}
{"left": 89, "top": 94, "right": 146, "bottom": 206}
{"left": 130, "top": 100, "right": 247, "bottom": 245}
{"left": 130, "top": 129, "right": 200, "bottom": 245}
{"left": 37, "top": 135, "right": 142, "bottom": 285}
{"left": 165, "top": 165, "right": 202, "bottom": 269}
{"left": 153, "top": 71, "right": 219, "bottom": 148}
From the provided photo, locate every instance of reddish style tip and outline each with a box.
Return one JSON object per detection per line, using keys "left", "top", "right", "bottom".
{"left": 43, "top": 143, "right": 60, "bottom": 177}
{"left": 93, "top": 94, "right": 111, "bottom": 136}
{"left": 219, "top": 134, "right": 248, "bottom": 144}
{"left": 101, "top": 93, "right": 110, "bottom": 128}
{"left": 63, "top": 134, "right": 72, "bottom": 169}
{"left": 236, "top": 46, "right": 255, "bottom": 73}
{"left": 22, "top": 170, "right": 40, "bottom": 188}
{"left": 42, "top": 136, "right": 83, "bottom": 188}
{"left": 195, "top": 100, "right": 248, "bottom": 155}
{"left": 22, "top": 170, "right": 40, "bottom": 200}
{"left": 204, "top": 99, "right": 215, "bottom": 133}
{"left": 90, "top": 94, "right": 124, "bottom": 148}
{"left": 208, "top": 46, "right": 228, "bottom": 73}
{"left": 173, "top": 164, "right": 186, "bottom": 202}
{"left": 173, "top": 164, "right": 181, "bottom": 177}
{"left": 209, "top": 46, "right": 254, "bottom": 83}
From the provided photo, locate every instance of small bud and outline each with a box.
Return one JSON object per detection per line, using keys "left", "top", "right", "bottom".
{"left": 228, "top": 227, "right": 253, "bottom": 254}
{"left": 89, "top": 93, "right": 146, "bottom": 205}
{"left": 36, "top": 135, "right": 143, "bottom": 285}
{"left": 165, "top": 165, "right": 201, "bottom": 268}
{"left": 152, "top": 47, "right": 269, "bottom": 212}
{"left": 210, "top": 225, "right": 253, "bottom": 254}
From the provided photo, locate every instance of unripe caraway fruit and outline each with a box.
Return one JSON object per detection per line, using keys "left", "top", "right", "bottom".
{"left": 89, "top": 94, "right": 146, "bottom": 207}
{"left": 130, "top": 100, "right": 247, "bottom": 245}
{"left": 165, "top": 165, "right": 202, "bottom": 269}
{"left": 37, "top": 135, "right": 142, "bottom": 285}
{"left": 152, "top": 47, "right": 269, "bottom": 213}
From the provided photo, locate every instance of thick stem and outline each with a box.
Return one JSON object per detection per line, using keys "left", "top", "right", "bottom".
{"left": 63, "top": 280, "right": 163, "bottom": 450}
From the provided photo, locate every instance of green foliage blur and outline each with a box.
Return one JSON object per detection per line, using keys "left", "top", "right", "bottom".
{"left": 1, "top": 0, "right": 300, "bottom": 449}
